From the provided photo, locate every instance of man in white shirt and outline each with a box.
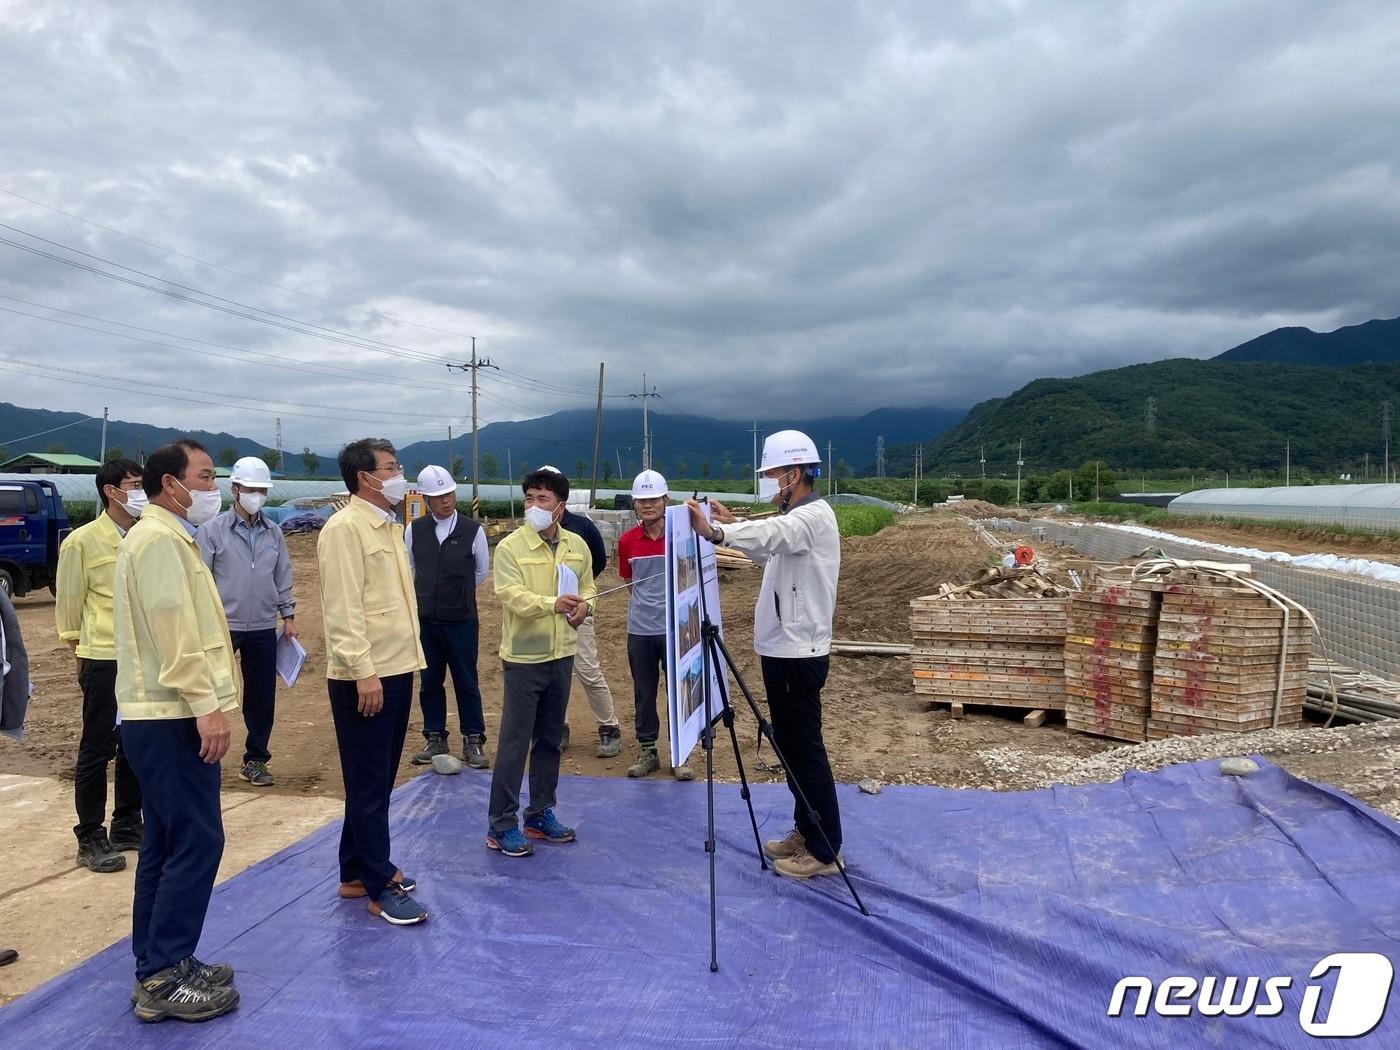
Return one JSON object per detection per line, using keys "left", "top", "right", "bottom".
{"left": 405, "top": 465, "right": 491, "bottom": 768}
{"left": 687, "top": 430, "right": 845, "bottom": 880}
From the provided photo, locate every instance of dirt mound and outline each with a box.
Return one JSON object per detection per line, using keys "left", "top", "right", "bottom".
{"left": 834, "top": 516, "right": 992, "bottom": 641}
{"left": 946, "top": 499, "right": 1027, "bottom": 520}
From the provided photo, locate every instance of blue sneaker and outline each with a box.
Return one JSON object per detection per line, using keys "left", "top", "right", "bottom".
{"left": 487, "top": 826, "right": 534, "bottom": 857}
{"left": 368, "top": 884, "right": 428, "bottom": 926}
{"left": 524, "top": 808, "right": 576, "bottom": 843}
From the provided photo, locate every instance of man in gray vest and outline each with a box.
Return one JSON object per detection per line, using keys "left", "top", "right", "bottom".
{"left": 406, "top": 465, "right": 490, "bottom": 768}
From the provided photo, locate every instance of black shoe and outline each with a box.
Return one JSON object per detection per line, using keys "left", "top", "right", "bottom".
{"left": 76, "top": 832, "right": 127, "bottom": 873}
{"left": 130, "top": 956, "right": 234, "bottom": 1004}
{"left": 411, "top": 732, "right": 448, "bottom": 765}
{"left": 0, "top": 948, "right": 16, "bottom": 967}
{"left": 110, "top": 819, "right": 144, "bottom": 852}
{"left": 560, "top": 724, "right": 571, "bottom": 751}
{"left": 463, "top": 733, "right": 489, "bottom": 769}
{"left": 597, "top": 725, "right": 622, "bottom": 758}
{"left": 238, "top": 760, "right": 275, "bottom": 787}
{"left": 132, "top": 958, "right": 239, "bottom": 1023}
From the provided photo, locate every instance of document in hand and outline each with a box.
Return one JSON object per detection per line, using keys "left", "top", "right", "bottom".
{"left": 556, "top": 562, "right": 579, "bottom": 597}
{"left": 276, "top": 630, "right": 308, "bottom": 688}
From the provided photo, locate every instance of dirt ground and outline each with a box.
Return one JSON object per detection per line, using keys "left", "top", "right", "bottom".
{"left": 5, "top": 510, "right": 1400, "bottom": 1003}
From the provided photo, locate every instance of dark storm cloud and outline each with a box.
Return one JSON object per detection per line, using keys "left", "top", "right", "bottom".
{"left": 1, "top": 0, "right": 1398, "bottom": 448}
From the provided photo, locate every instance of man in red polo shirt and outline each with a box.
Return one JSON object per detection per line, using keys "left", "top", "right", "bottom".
{"left": 620, "top": 471, "right": 693, "bottom": 781}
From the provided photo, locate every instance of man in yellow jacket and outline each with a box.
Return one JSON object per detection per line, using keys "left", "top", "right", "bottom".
{"left": 113, "top": 439, "right": 241, "bottom": 1024}
{"left": 55, "top": 457, "right": 146, "bottom": 873}
{"left": 486, "top": 468, "right": 596, "bottom": 858}
{"left": 317, "top": 438, "right": 428, "bottom": 926}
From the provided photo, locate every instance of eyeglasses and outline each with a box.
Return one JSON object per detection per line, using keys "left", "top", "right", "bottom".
{"left": 370, "top": 463, "right": 403, "bottom": 474}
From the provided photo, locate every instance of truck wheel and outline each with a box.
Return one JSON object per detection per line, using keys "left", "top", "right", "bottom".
{"left": 0, "top": 568, "right": 13, "bottom": 598}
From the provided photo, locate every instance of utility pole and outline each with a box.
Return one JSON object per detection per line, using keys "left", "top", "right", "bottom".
{"left": 446, "top": 337, "right": 497, "bottom": 516}
{"left": 506, "top": 447, "right": 515, "bottom": 519}
{"left": 1095, "top": 461, "right": 1101, "bottom": 502}
{"left": 1016, "top": 440, "right": 1024, "bottom": 505}
{"left": 1365, "top": 451, "right": 1370, "bottom": 480}
{"left": 630, "top": 374, "right": 659, "bottom": 470}
{"left": 447, "top": 425, "right": 453, "bottom": 470}
{"left": 913, "top": 446, "right": 922, "bottom": 505}
{"left": 589, "top": 362, "right": 605, "bottom": 508}
{"left": 1383, "top": 401, "right": 1392, "bottom": 483}
{"left": 1285, "top": 439, "right": 1291, "bottom": 486}
{"left": 748, "top": 422, "right": 763, "bottom": 497}
{"left": 826, "top": 440, "right": 834, "bottom": 496}
{"left": 980, "top": 442, "right": 986, "bottom": 480}
{"left": 275, "top": 417, "right": 284, "bottom": 473}
{"left": 876, "top": 436, "right": 886, "bottom": 479}
{"left": 99, "top": 406, "right": 108, "bottom": 462}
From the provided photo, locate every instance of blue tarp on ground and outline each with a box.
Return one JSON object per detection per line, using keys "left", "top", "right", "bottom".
{"left": 3, "top": 758, "right": 1399, "bottom": 1048}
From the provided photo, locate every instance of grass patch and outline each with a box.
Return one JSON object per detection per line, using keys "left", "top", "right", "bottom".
{"left": 832, "top": 504, "right": 895, "bottom": 537}
{"left": 1067, "top": 503, "right": 1400, "bottom": 543}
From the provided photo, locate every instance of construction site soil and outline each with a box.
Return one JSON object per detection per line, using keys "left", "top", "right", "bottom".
{"left": 7, "top": 512, "right": 1398, "bottom": 817}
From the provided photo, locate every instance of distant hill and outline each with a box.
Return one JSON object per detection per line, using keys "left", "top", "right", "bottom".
{"left": 905, "top": 359, "right": 1400, "bottom": 475}
{"left": 0, "top": 400, "right": 965, "bottom": 483}
{"left": 0, "top": 402, "right": 336, "bottom": 473}
{"left": 397, "top": 404, "right": 967, "bottom": 481}
{"left": 1215, "top": 316, "right": 1400, "bottom": 366}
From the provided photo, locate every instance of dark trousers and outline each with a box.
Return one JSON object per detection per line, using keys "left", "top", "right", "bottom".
{"left": 122, "top": 717, "right": 224, "bottom": 981}
{"left": 488, "top": 658, "right": 572, "bottom": 836}
{"left": 329, "top": 673, "right": 412, "bottom": 901}
{"left": 231, "top": 629, "right": 278, "bottom": 764}
{"left": 761, "top": 655, "right": 842, "bottom": 864}
{"left": 626, "top": 633, "right": 667, "bottom": 744}
{"left": 418, "top": 618, "right": 484, "bottom": 740}
{"left": 73, "top": 658, "right": 142, "bottom": 841}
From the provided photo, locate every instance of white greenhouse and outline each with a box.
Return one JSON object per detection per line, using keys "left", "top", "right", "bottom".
{"left": 1167, "top": 484, "right": 1400, "bottom": 533}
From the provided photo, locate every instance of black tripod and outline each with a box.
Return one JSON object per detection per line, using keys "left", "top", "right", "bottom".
{"left": 691, "top": 515, "right": 870, "bottom": 974}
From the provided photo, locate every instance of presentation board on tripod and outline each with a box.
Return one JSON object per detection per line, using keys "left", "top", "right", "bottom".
{"left": 664, "top": 503, "right": 726, "bottom": 769}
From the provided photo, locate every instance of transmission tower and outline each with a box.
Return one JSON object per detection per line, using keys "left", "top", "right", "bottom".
{"left": 876, "top": 436, "right": 886, "bottom": 478}
{"left": 1145, "top": 396, "right": 1158, "bottom": 434}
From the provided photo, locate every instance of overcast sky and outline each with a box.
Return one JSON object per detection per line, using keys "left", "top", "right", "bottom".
{"left": 2, "top": 0, "right": 1398, "bottom": 452}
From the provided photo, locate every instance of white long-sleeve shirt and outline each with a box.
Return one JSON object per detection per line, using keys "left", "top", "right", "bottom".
{"left": 718, "top": 495, "right": 840, "bottom": 659}
{"left": 404, "top": 511, "right": 491, "bottom": 588}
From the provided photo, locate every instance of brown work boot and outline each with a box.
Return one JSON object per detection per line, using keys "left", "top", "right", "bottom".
{"left": 772, "top": 847, "right": 842, "bottom": 880}
{"left": 762, "top": 828, "right": 805, "bottom": 862}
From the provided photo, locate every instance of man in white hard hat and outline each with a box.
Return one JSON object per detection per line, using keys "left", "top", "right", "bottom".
{"left": 686, "top": 430, "right": 845, "bottom": 880}
{"left": 404, "top": 465, "right": 490, "bottom": 769}
{"left": 619, "top": 470, "right": 693, "bottom": 780}
{"left": 196, "top": 455, "right": 296, "bottom": 788}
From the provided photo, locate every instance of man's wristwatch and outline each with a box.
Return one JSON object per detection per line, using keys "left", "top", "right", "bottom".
{"left": 709, "top": 525, "right": 724, "bottom": 544}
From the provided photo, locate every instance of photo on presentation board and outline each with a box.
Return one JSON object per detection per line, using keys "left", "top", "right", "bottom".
{"left": 664, "top": 503, "right": 728, "bottom": 769}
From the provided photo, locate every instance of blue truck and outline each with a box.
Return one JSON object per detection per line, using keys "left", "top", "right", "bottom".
{"left": 0, "top": 478, "right": 71, "bottom": 598}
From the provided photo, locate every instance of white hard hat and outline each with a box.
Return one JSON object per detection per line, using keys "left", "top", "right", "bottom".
{"left": 416, "top": 464, "right": 457, "bottom": 497}
{"left": 759, "top": 430, "right": 821, "bottom": 472}
{"left": 230, "top": 456, "right": 272, "bottom": 489}
{"left": 631, "top": 470, "right": 669, "bottom": 498}
{"left": 537, "top": 464, "right": 563, "bottom": 475}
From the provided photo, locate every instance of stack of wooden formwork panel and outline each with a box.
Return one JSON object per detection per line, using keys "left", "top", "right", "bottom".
{"left": 909, "top": 596, "right": 1069, "bottom": 712}
{"left": 1147, "top": 571, "right": 1313, "bottom": 738}
{"left": 1064, "top": 578, "right": 1160, "bottom": 742}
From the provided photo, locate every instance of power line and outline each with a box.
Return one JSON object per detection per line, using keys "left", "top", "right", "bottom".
{"left": 0, "top": 184, "right": 486, "bottom": 343}
{"left": 0, "top": 226, "right": 450, "bottom": 365}
{"left": 0, "top": 415, "right": 101, "bottom": 448}
{"left": 0, "top": 300, "right": 452, "bottom": 395}
{"left": 0, "top": 358, "right": 446, "bottom": 425}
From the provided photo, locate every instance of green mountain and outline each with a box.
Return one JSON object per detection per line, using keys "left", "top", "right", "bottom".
{"left": 1215, "top": 316, "right": 1400, "bottom": 365}
{"left": 908, "top": 359, "right": 1400, "bottom": 476}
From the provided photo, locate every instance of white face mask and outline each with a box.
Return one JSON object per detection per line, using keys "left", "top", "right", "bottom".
{"left": 238, "top": 491, "right": 268, "bottom": 515}
{"left": 524, "top": 505, "right": 556, "bottom": 532}
{"left": 372, "top": 473, "right": 408, "bottom": 505}
{"left": 758, "top": 475, "right": 782, "bottom": 502}
{"left": 178, "top": 480, "right": 223, "bottom": 526}
{"left": 120, "top": 488, "right": 148, "bottom": 518}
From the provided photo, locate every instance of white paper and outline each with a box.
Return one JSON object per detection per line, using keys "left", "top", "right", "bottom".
{"left": 556, "top": 562, "right": 579, "bottom": 597}
{"left": 276, "top": 632, "right": 308, "bottom": 688}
